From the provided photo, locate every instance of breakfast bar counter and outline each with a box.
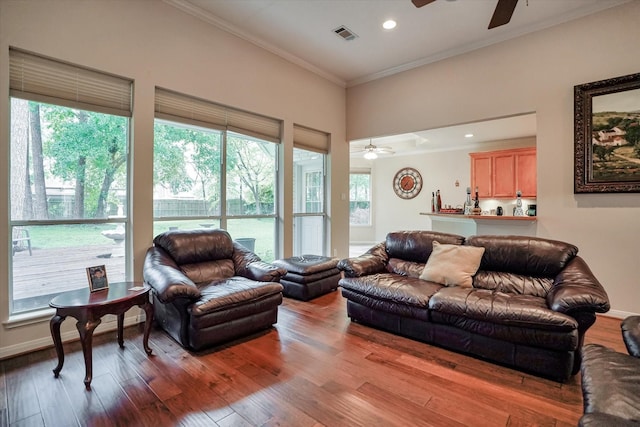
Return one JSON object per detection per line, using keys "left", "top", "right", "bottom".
{"left": 420, "top": 212, "right": 537, "bottom": 237}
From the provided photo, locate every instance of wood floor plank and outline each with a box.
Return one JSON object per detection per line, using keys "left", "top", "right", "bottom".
{"left": 162, "top": 392, "right": 222, "bottom": 426}
{"left": 89, "top": 373, "right": 146, "bottom": 426}
{"left": 338, "top": 381, "right": 465, "bottom": 427}
{"left": 55, "top": 349, "right": 115, "bottom": 427}
{"left": 0, "top": 291, "right": 626, "bottom": 426}
{"left": 27, "top": 352, "right": 79, "bottom": 427}
{"left": 3, "top": 357, "right": 41, "bottom": 425}
{"left": 0, "top": 362, "right": 8, "bottom": 427}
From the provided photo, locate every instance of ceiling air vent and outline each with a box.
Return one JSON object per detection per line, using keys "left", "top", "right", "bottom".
{"left": 333, "top": 25, "right": 358, "bottom": 41}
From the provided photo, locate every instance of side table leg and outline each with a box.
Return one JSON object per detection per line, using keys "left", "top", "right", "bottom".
{"left": 117, "top": 313, "right": 125, "bottom": 348}
{"left": 141, "top": 302, "right": 154, "bottom": 355}
{"left": 50, "top": 314, "right": 66, "bottom": 377}
{"left": 77, "top": 318, "right": 101, "bottom": 390}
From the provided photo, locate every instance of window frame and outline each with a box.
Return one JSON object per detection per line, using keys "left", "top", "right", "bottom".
{"left": 292, "top": 146, "right": 327, "bottom": 256}
{"left": 152, "top": 90, "right": 282, "bottom": 261}
{"left": 349, "top": 170, "right": 372, "bottom": 227}
{"left": 8, "top": 48, "right": 133, "bottom": 315}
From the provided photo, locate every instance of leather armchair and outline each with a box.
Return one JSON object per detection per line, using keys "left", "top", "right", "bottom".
{"left": 580, "top": 316, "right": 640, "bottom": 426}
{"left": 143, "top": 228, "right": 286, "bottom": 351}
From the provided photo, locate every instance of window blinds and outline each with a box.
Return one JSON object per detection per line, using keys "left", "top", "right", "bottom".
{"left": 293, "top": 124, "right": 330, "bottom": 154}
{"left": 9, "top": 48, "right": 132, "bottom": 117}
{"left": 155, "top": 87, "right": 281, "bottom": 143}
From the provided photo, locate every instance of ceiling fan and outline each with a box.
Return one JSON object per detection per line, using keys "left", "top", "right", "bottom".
{"left": 411, "top": 0, "right": 519, "bottom": 29}
{"left": 352, "top": 142, "right": 395, "bottom": 160}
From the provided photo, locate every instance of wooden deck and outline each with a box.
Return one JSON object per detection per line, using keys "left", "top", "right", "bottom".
{"left": 11, "top": 244, "right": 126, "bottom": 312}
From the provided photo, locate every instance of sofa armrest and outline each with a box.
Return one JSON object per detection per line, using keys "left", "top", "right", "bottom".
{"left": 579, "top": 413, "right": 640, "bottom": 427}
{"left": 547, "top": 256, "right": 610, "bottom": 314}
{"left": 143, "top": 247, "right": 200, "bottom": 304}
{"left": 243, "top": 261, "right": 287, "bottom": 282}
{"left": 337, "top": 242, "right": 388, "bottom": 278}
{"left": 622, "top": 316, "right": 640, "bottom": 358}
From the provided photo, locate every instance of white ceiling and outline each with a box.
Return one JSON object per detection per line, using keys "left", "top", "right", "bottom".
{"left": 167, "top": 0, "right": 627, "bottom": 87}
{"left": 165, "top": 0, "right": 626, "bottom": 155}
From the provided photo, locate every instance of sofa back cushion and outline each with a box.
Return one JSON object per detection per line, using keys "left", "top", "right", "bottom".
{"left": 154, "top": 228, "right": 234, "bottom": 266}
{"left": 472, "top": 271, "right": 554, "bottom": 298}
{"left": 385, "top": 231, "right": 465, "bottom": 264}
{"left": 387, "top": 258, "right": 425, "bottom": 278}
{"left": 465, "top": 235, "right": 577, "bottom": 296}
{"left": 180, "top": 259, "right": 236, "bottom": 284}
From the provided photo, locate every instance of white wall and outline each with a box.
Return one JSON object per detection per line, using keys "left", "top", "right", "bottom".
{"left": 347, "top": 2, "right": 640, "bottom": 318}
{"left": 0, "top": 0, "right": 348, "bottom": 358}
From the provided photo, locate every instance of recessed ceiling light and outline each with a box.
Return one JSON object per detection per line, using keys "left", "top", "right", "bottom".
{"left": 383, "top": 20, "right": 397, "bottom": 30}
{"left": 465, "top": 133, "right": 474, "bottom": 138}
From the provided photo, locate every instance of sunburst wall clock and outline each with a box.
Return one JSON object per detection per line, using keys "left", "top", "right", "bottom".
{"left": 393, "top": 167, "right": 423, "bottom": 199}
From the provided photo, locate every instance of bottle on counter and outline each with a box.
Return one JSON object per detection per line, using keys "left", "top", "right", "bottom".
{"left": 431, "top": 192, "right": 435, "bottom": 212}
{"left": 436, "top": 190, "right": 442, "bottom": 212}
{"left": 514, "top": 190, "right": 525, "bottom": 216}
{"left": 471, "top": 187, "right": 482, "bottom": 215}
{"left": 464, "top": 187, "right": 472, "bottom": 215}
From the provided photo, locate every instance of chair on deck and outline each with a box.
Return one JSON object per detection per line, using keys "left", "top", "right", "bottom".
{"left": 12, "top": 227, "right": 32, "bottom": 256}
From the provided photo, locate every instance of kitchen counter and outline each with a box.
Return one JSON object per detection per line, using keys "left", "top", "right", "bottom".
{"left": 421, "top": 212, "right": 537, "bottom": 237}
{"left": 421, "top": 213, "right": 537, "bottom": 221}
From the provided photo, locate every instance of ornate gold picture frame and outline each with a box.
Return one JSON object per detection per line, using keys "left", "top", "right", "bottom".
{"left": 574, "top": 72, "right": 640, "bottom": 193}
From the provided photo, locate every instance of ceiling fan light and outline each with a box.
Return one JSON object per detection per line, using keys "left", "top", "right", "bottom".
{"left": 364, "top": 151, "right": 378, "bottom": 160}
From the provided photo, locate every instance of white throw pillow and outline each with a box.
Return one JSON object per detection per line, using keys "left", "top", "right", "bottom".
{"left": 419, "top": 241, "right": 485, "bottom": 287}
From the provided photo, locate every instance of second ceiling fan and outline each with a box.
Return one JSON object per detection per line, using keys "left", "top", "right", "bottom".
{"left": 411, "top": 0, "right": 519, "bottom": 29}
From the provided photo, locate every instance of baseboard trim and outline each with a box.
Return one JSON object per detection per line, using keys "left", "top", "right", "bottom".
{"left": 0, "top": 314, "right": 145, "bottom": 360}
{"left": 599, "top": 309, "right": 638, "bottom": 320}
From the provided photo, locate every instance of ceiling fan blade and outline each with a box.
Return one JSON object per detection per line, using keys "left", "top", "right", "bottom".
{"left": 411, "top": 0, "right": 437, "bottom": 8}
{"left": 375, "top": 147, "right": 395, "bottom": 154}
{"left": 488, "top": 0, "right": 518, "bottom": 29}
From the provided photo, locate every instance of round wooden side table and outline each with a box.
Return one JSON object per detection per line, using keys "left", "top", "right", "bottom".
{"left": 49, "top": 282, "right": 153, "bottom": 390}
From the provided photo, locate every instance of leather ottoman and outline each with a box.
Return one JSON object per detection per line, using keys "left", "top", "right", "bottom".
{"left": 272, "top": 255, "right": 340, "bottom": 301}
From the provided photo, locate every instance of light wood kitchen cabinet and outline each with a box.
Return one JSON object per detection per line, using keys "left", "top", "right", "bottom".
{"left": 470, "top": 147, "right": 536, "bottom": 198}
{"left": 470, "top": 153, "right": 492, "bottom": 198}
{"left": 515, "top": 148, "right": 536, "bottom": 197}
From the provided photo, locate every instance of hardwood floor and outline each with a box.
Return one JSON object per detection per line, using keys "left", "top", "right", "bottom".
{"left": 0, "top": 291, "right": 626, "bottom": 427}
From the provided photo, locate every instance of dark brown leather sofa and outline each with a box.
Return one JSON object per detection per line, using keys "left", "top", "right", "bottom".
{"left": 143, "top": 229, "right": 286, "bottom": 351}
{"left": 579, "top": 316, "right": 640, "bottom": 426}
{"left": 338, "top": 231, "right": 610, "bottom": 381}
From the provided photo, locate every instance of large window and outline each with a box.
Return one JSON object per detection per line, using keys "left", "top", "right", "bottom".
{"left": 293, "top": 125, "right": 329, "bottom": 256}
{"left": 153, "top": 120, "right": 222, "bottom": 234}
{"left": 153, "top": 89, "right": 280, "bottom": 261}
{"left": 350, "top": 172, "right": 371, "bottom": 226}
{"left": 9, "top": 49, "right": 132, "bottom": 314}
{"left": 293, "top": 148, "right": 326, "bottom": 255}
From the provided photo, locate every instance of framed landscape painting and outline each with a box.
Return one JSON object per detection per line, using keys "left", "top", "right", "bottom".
{"left": 574, "top": 72, "right": 640, "bottom": 193}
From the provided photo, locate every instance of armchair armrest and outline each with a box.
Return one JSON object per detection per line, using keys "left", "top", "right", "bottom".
{"left": 243, "top": 261, "right": 287, "bottom": 282}
{"left": 337, "top": 242, "right": 388, "bottom": 278}
{"left": 143, "top": 247, "right": 201, "bottom": 304}
{"left": 547, "top": 256, "right": 610, "bottom": 314}
{"left": 621, "top": 316, "right": 640, "bottom": 358}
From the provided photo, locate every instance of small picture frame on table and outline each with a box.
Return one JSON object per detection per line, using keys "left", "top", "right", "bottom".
{"left": 86, "top": 265, "right": 109, "bottom": 292}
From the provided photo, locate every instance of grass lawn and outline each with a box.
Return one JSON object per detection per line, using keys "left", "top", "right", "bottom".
{"left": 21, "top": 218, "right": 276, "bottom": 261}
